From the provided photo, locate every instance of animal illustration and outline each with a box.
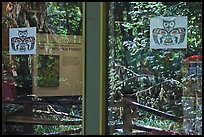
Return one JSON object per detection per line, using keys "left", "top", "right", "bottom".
{"left": 152, "top": 19, "right": 186, "bottom": 46}
{"left": 11, "top": 29, "right": 35, "bottom": 52}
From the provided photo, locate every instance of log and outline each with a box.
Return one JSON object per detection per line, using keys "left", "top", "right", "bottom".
{"left": 3, "top": 99, "right": 81, "bottom": 107}
{"left": 109, "top": 124, "right": 183, "bottom": 135}
{"left": 123, "top": 98, "right": 183, "bottom": 122}
{"left": 33, "top": 109, "right": 82, "bottom": 119}
{"left": 6, "top": 116, "right": 82, "bottom": 125}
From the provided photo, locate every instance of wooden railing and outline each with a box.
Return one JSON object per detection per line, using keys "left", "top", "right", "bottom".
{"left": 3, "top": 99, "right": 82, "bottom": 135}
{"left": 4, "top": 96, "right": 197, "bottom": 135}
{"left": 110, "top": 96, "right": 184, "bottom": 135}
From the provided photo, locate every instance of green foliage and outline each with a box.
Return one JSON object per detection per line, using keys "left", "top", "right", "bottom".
{"left": 37, "top": 55, "right": 60, "bottom": 87}
{"left": 46, "top": 2, "right": 82, "bottom": 35}
{"left": 107, "top": 2, "right": 202, "bottom": 134}
{"left": 2, "top": 104, "right": 23, "bottom": 115}
{"left": 135, "top": 114, "right": 182, "bottom": 130}
{"left": 33, "top": 117, "right": 81, "bottom": 135}
{"left": 108, "top": 1, "right": 202, "bottom": 105}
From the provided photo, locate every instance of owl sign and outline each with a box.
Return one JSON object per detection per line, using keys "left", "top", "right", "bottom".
{"left": 9, "top": 27, "right": 36, "bottom": 55}
{"left": 150, "top": 16, "right": 187, "bottom": 49}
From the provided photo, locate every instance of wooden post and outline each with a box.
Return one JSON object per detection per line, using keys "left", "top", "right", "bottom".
{"left": 2, "top": 109, "right": 6, "bottom": 135}
{"left": 122, "top": 95, "right": 133, "bottom": 135}
{"left": 22, "top": 99, "right": 33, "bottom": 134}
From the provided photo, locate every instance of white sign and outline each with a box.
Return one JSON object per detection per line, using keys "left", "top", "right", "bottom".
{"left": 150, "top": 16, "right": 187, "bottom": 49}
{"left": 9, "top": 27, "right": 36, "bottom": 55}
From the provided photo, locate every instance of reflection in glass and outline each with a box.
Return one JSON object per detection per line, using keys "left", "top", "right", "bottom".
{"left": 2, "top": 2, "right": 83, "bottom": 135}
{"left": 37, "top": 55, "right": 60, "bottom": 87}
{"left": 107, "top": 2, "right": 202, "bottom": 135}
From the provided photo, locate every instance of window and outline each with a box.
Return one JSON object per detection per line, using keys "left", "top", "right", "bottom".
{"left": 106, "top": 2, "right": 202, "bottom": 135}
{"left": 2, "top": 2, "right": 84, "bottom": 135}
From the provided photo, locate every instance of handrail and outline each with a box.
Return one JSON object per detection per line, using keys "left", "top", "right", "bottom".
{"left": 3, "top": 100, "right": 82, "bottom": 135}
{"left": 122, "top": 98, "right": 183, "bottom": 123}
{"left": 5, "top": 116, "right": 82, "bottom": 125}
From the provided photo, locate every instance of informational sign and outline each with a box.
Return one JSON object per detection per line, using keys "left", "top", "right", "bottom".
{"left": 9, "top": 27, "right": 36, "bottom": 55}
{"left": 33, "top": 34, "right": 82, "bottom": 97}
{"left": 150, "top": 16, "right": 187, "bottom": 49}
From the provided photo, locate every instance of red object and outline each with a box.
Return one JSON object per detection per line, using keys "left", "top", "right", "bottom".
{"left": 2, "top": 81, "right": 14, "bottom": 101}
{"left": 186, "top": 55, "right": 202, "bottom": 61}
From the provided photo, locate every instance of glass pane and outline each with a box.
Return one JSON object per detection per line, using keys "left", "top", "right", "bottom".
{"left": 2, "top": 2, "right": 83, "bottom": 135}
{"left": 189, "top": 62, "right": 197, "bottom": 77}
{"left": 197, "top": 62, "right": 202, "bottom": 77}
{"left": 106, "top": 2, "right": 202, "bottom": 135}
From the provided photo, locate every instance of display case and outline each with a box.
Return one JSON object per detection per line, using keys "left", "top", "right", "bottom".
{"left": 181, "top": 55, "right": 202, "bottom": 134}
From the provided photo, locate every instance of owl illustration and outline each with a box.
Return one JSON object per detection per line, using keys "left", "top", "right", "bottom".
{"left": 163, "top": 19, "right": 175, "bottom": 31}
{"left": 18, "top": 30, "right": 28, "bottom": 39}
{"left": 11, "top": 30, "right": 35, "bottom": 52}
{"left": 152, "top": 19, "right": 186, "bottom": 46}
